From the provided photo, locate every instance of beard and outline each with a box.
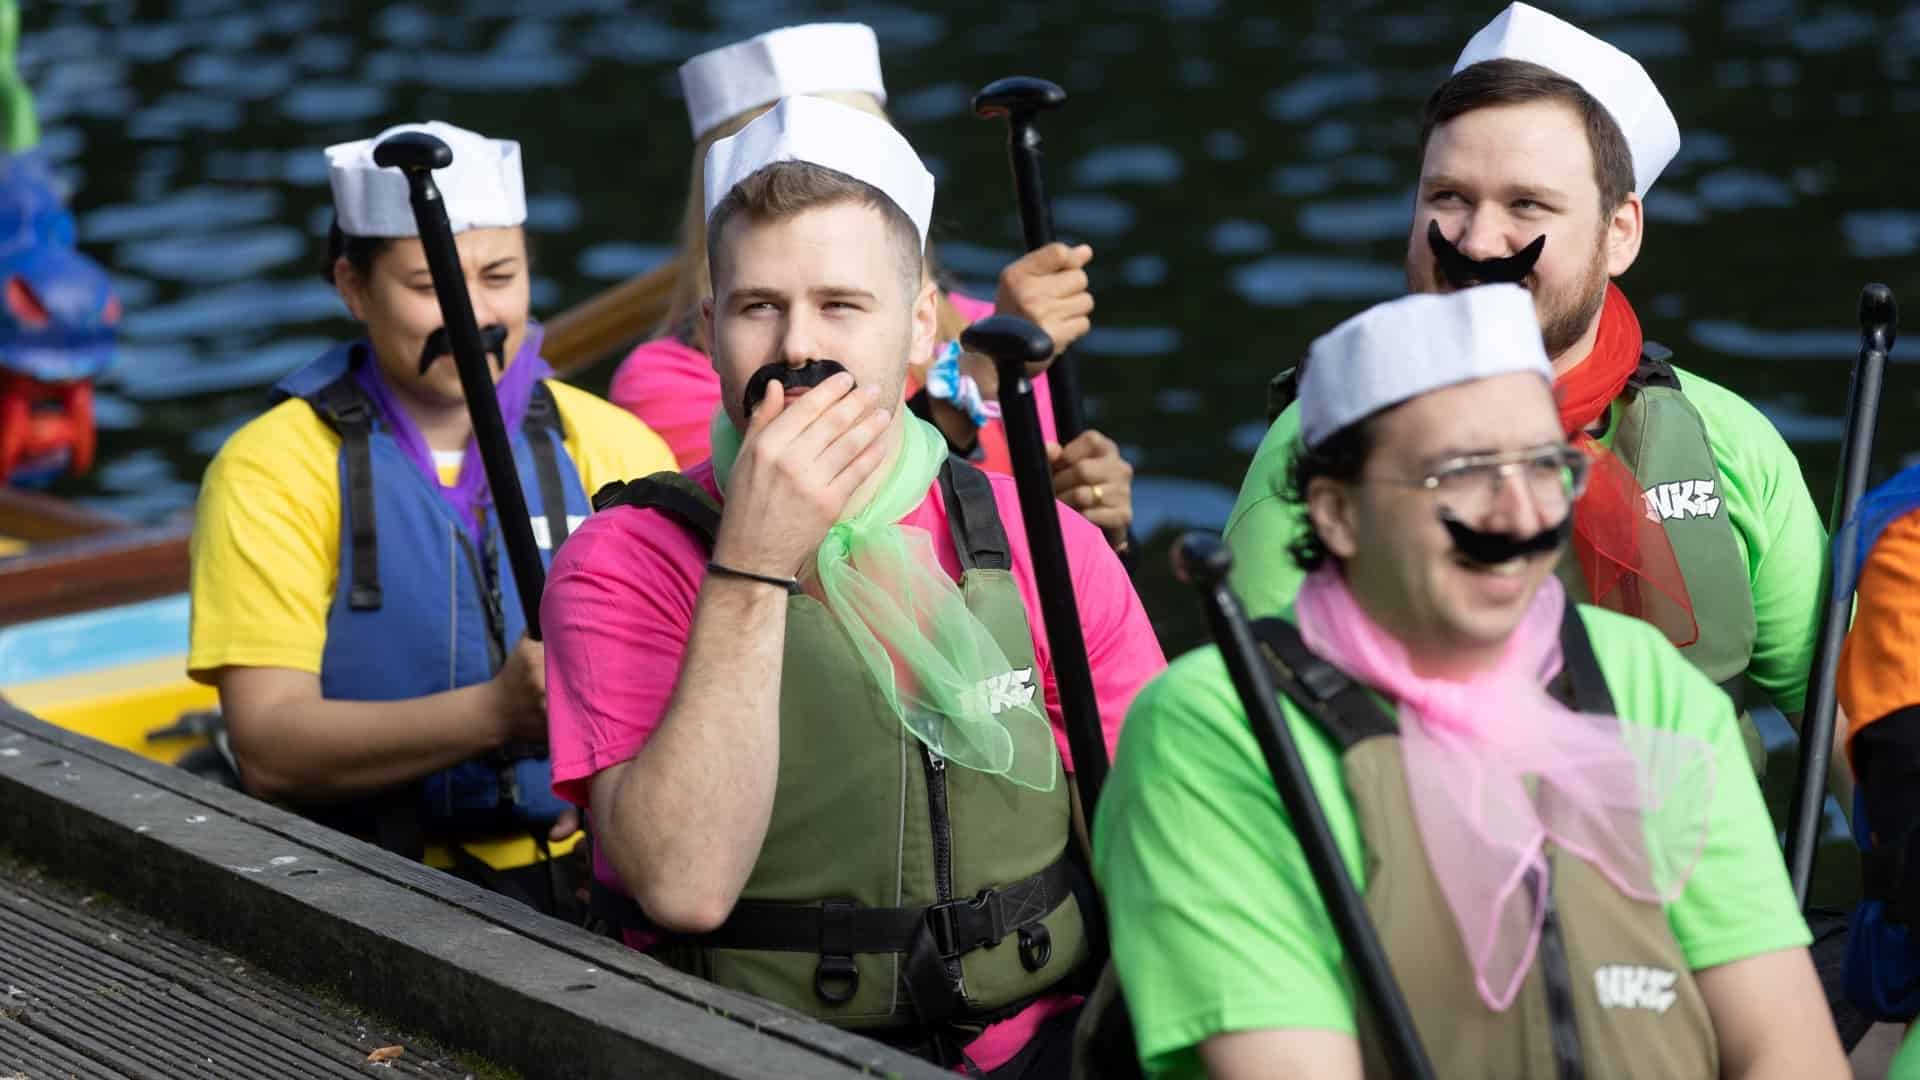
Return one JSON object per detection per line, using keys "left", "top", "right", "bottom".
{"left": 1535, "top": 244, "right": 1610, "bottom": 359}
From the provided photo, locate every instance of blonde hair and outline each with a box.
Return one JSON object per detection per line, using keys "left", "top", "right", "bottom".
{"left": 628, "top": 90, "right": 969, "bottom": 353}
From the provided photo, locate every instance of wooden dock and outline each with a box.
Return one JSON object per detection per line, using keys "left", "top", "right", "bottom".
{"left": 0, "top": 703, "right": 943, "bottom": 1080}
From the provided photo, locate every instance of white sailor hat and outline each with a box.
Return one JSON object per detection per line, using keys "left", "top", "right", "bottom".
{"left": 1299, "top": 285, "right": 1550, "bottom": 448}
{"left": 1454, "top": 2, "right": 1680, "bottom": 195}
{"left": 703, "top": 95, "right": 934, "bottom": 249}
{"left": 679, "top": 23, "right": 887, "bottom": 142}
{"left": 324, "top": 120, "right": 526, "bottom": 238}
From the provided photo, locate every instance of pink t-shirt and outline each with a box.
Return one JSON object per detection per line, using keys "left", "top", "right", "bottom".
{"left": 542, "top": 460, "right": 1162, "bottom": 1071}
{"left": 607, "top": 292, "right": 1056, "bottom": 474}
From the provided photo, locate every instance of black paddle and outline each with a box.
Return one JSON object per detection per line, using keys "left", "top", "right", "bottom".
{"left": 972, "top": 77, "right": 1086, "bottom": 443}
{"left": 373, "top": 130, "right": 547, "bottom": 639}
{"left": 1784, "top": 283, "right": 1897, "bottom": 907}
{"left": 975, "top": 77, "right": 1144, "bottom": 568}
{"left": 960, "top": 314, "right": 1109, "bottom": 813}
{"left": 1172, "top": 531, "right": 1436, "bottom": 1080}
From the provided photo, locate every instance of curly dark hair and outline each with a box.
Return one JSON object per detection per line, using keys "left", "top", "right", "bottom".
{"left": 1284, "top": 418, "right": 1376, "bottom": 573}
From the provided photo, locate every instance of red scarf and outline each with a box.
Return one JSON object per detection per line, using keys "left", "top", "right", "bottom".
{"left": 1554, "top": 284, "right": 1698, "bottom": 647}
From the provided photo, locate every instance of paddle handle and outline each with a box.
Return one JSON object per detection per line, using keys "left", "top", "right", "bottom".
{"left": 379, "top": 134, "right": 547, "bottom": 641}
{"left": 988, "top": 107, "right": 1087, "bottom": 443}
{"left": 1172, "top": 532, "right": 1436, "bottom": 1080}
{"left": 1784, "top": 283, "right": 1895, "bottom": 905}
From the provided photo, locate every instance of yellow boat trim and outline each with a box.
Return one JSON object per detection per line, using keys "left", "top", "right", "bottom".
{"left": 6, "top": 655, "right": 582, "bottom": 872}
{"left": 2, "top": 655, "right": 216, "bottom": 762}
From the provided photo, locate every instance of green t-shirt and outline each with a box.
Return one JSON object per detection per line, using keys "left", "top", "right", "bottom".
{"left": 1222, "top": 364, "right": 1827, "bottom": 712}
{"left": 1092, "top": 604, "right": 1811, "bottom": 1078}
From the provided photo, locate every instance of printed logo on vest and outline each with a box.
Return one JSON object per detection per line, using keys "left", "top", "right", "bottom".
{"left": 1641, "top": 479, "right": 1722, "bottom": 522}
{"left": 960, "top": 667, "right": 1037, "bottom": 716}
{"left": 529, "top": 514, "right": 589, "bottom": 550}
{"left": 1593, "top": 964, "right": 1678, "bottom": 1013}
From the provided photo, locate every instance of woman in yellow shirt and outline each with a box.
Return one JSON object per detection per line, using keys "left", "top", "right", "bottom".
{"left": 186, "top": 120, "right": 675, "bottom": 915}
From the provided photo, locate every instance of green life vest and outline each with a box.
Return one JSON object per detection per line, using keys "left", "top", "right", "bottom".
{"left": 1555, "top": 343, "right": 1764, "bottom": 774}
{"left": 590, "top": 458, "right": 1088, "bottom": 1047}
{"left": 1070, "top": 608, "right": 1722, "bottom": 1079}
{"left": 1254, "top": 607, "right": 1719, "bottom": 1079}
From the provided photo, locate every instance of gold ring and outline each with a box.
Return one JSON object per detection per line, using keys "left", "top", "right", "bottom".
{"left": 1090, "top": 484, "right": 1105, "bottom": 507}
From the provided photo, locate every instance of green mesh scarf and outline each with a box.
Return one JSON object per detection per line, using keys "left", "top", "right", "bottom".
{"left": 711, "top": 409, "right": 1057, "bottom": 792}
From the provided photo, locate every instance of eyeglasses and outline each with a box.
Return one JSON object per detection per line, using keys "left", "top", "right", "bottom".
{"left": 1370, "top": 445, "right": 1590, "bottom": 518}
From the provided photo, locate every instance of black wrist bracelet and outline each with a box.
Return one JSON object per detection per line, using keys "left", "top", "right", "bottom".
{"left": 706, "top": 560, "right": 802, "bottom": 595}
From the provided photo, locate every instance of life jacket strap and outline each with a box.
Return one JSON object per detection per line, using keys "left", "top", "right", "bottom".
{"left": 310, "top": 373, "right": 382, "bottom": 611}
{"left": 592, "top": 471, "right": 721, "bottom": 542}
{"left": 939, "top": 456, "right": 1010, "bottom": 572}
{"left": 596, "top": 855, "right": 1069, "bottom": 952}
{"left": 522, "top": 381, "right": 571, "bottom": 550}
{"left": 593, "top": 456, "right": 1011, "bottom": 572}
{"left": 1247, "top": 603, "right": 1614, "bottom": 750}
{"left": 1266, "top": 365, "right": 1301, "bottom": 424}
{"left": 590, "top": 856, "right": 1073, "bottom": 1006}
{"left": 1626, "top": 340, "right": 1680, "bottom": 391}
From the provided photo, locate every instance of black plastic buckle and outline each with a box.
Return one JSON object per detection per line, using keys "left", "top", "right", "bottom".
{"left": 814, "top": 899, "right": 859, "bottom": 1005}
{"left": 332, "top": 398, "right": 372, "bottom": 426}
{"left": 1018, "top": 924, "right": 1052, "bottom": 972}
{"left": 1298, "top": 658, "right": 1348, "bottom": 703}
{"left": 927, "top": 890, "right": 1005, "bottom": 960}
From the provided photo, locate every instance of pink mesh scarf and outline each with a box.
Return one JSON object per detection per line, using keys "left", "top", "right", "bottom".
{"left": 1295, "top": 567, "right": 1717, "bottom": 1010}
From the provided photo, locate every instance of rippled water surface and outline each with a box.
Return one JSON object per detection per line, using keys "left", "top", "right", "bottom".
{"left": 24, "top": 3, "right": 1920, "bottom": 850}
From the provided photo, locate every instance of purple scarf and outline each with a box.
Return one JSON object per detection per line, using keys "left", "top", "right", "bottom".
{"left": 350, "top": 323, "right": 554, "bottom": 542}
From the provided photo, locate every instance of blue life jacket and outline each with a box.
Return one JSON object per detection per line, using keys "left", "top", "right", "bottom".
{"left": 1847, "top": 794, "right": 1920, "bottom": 1020}
{"left": 272, "top": 342, "right": 585, "bottom": 852}
{"left": 1835, "top": 465, "right": 1920, "bottom": 1020}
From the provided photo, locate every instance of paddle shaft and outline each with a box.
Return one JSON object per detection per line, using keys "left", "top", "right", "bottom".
{"left": 1784, "top": 291, "right": 1892, "bottom": 905}
{"left": 394, "top": 169, "right": 547, "bottom": 640}
{"left": 1000, "top": 119, "right": 1088, "bottom": 443}
{"left": 1187, "top": 542, "right": 1435, "bottom": 1080}
{"left": 987, "top": 352, "right": 1109, "bottom": 812}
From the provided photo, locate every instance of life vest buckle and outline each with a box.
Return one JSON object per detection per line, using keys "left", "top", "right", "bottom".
{"left": 814, "top": 898, "right": 860, "bottom": 1004}
{"left": 927, "top": 889, "right": 1007, "bottom": 960}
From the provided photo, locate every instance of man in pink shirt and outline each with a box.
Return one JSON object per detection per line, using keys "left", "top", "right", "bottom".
{"left": 608, "top": 23, "right": 1135, "bottom": 554}
{"left": 541, "top": 97, "right": 1165, "bottom": 1076}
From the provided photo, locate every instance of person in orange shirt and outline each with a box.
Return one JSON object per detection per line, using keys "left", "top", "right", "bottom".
{"left": 1836, "top": 463, "right": 1920, "bottom": 1026}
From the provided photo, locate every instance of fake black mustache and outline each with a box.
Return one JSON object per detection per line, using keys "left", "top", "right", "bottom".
{"left": 742, "top": 359, "right": 850, "bottom": 418}
{"left": 1441, "top": 509, "right": 1571, "bottom": 566}
{"left": 1427, "top": 220, "right": 1546, "bottom": 288}
{"left": 418, "top": 324, "right": 509, "bottom": 375}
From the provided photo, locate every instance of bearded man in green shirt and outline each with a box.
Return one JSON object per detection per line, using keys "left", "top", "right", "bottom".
{"left": 1226, "top": 4, "right": 1827, "bottom": 783}
{"left": 1095, "top": 285, "right": 1841, "bottom": 1079}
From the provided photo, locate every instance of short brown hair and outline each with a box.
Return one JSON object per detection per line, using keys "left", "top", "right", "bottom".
{"left": 1418, "top": 59, "right": 1635, "bottom": 215}
{"left": 705, "top": 160, "right": 922, "bottom": 298}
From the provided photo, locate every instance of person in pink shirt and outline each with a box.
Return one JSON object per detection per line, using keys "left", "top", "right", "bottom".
{"left": 542, "top": 97, "right": 1165, "bottom": 1076}
{"left": 608, "top": 23, "right": 1135, "bottom": 552}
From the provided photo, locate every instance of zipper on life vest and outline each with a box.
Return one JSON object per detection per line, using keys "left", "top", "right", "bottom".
{"left": 922, "top": 746, "right": 962, "bottom": 992}
{"left": 1536, "top": 861, "right": 1585, "bottom": 1080}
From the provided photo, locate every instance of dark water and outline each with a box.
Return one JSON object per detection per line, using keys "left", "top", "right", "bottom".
{"left": 22, "top": 0, "right": 1918, "bottom": 886}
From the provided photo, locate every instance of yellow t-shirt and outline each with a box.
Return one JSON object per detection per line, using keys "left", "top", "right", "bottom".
{"left": 188, "top": 380, "right": 676, "bottom": 682}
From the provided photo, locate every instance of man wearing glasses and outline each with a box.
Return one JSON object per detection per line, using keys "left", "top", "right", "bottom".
{"left": 1095, "top": 286, "right": 1842, "bottom": 1079}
